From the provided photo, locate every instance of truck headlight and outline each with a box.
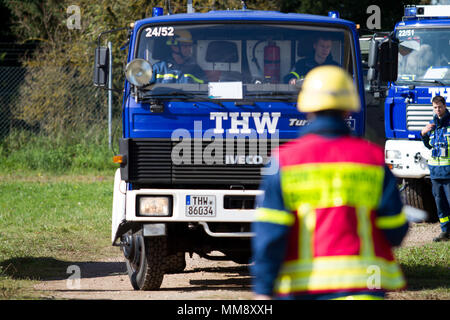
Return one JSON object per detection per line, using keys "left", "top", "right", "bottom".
{"left": 138, "top": 196, "right": 171, "bottom": 216}
{"left": 125, "top": 59, "right": 153, "bottom": 87}
{"left": 386, "top": 150, "right": 401, "bottom": 160}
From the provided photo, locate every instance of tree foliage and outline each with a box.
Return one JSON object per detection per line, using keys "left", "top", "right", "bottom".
{"left": 1, "top": 0, "right": 432, "bottom": 136}
{"left": 280, "top": 0, "right": 430, "bottom": 32}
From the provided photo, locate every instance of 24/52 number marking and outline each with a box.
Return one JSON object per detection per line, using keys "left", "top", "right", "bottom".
{"left": 145, "top": 26, "right": 174, "bottom": 37}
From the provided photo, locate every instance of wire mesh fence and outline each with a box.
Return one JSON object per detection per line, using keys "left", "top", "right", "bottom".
{"left": 0, "top": 65, "right": 113, "bottom": 141}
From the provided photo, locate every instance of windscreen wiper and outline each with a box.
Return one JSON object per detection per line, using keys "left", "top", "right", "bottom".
{"left": 245, "top": 91, "right": 297, "bottom": 101}
{"left": 411, "top": 79, "right": 447, "bottom": 86}
{"left": 142, "top": 91, "right": 225, "bottom": 107}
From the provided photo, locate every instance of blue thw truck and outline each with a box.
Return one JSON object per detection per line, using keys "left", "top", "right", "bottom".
{"left": 94, "top": 6, "right": 376, "bottom": 290}
{"left": 369, "top": 5, "right": 450, "bottom": 216}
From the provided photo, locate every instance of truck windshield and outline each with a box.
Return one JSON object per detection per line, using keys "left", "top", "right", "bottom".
{"left": 135, "top": 23, "right": 356, "bottom": 101}
{"left": 397, "top": 27, "right": 450, "bottom": 84}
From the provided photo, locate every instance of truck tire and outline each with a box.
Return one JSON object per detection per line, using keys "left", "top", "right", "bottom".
{"left": 124, "top": 233, "right": 166, "bottom": 290}
{"left": 401, "top": 178, "right": 437, "bottom": 222}
{"left": 165, "top": 252, "right": 186, "bottom": 273}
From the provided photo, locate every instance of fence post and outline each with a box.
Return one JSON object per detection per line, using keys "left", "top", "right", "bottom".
{"left": 108, "top": 41, "right": 113, "bottom": 149}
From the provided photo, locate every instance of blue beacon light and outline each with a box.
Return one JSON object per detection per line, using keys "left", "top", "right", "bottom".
{"left": 152, "top": 7, "right": 164, "bottom": 17}
{"left": 328, "top": 11, "right": 340, "bottom": 18}
{"left": 404, "top": 6, "right": 417, "bottom": 17}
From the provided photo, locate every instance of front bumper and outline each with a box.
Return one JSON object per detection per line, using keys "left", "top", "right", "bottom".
{"left": 126, "top": 188, "right": 262, "bottom": 223}
{"left": 385, "top": 139, "right": 431, "bottom": 178}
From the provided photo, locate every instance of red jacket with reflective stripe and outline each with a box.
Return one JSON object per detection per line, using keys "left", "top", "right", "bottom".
{"left": 271, "top": 133, "right": 406, "bottom": 295}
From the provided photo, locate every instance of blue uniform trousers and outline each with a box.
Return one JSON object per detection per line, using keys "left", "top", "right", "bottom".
{"left": 431, "top": 178, "right": 450, "bottom": 232}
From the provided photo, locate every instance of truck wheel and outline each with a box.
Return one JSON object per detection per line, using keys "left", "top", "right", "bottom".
{"left": 124, "top": 233, "right": 166, "bottom": 290}
{"left": 165, "top": 252, "right": 186, "bottom": 273}
{"left": 401, "top": 178, "right": 437, "bottom": 222}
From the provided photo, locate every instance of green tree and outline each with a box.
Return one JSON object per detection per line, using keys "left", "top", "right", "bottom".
{"left": 280, "top": 0, "right": 429, "bottom": 31}
{"left": 2, "top": 0, "right": 68, "bottom": 45}
{"left": 5, "top": 0, "right": 434, "bottom": 136}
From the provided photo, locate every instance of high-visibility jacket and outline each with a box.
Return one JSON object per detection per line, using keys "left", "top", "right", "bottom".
{"left": 422, "top": 110, "right": 450, "bottom": 179}
{"left": 252, "top": 115, "right": 408, "bottom": 298}
{"left": 151, "top": 60, "right": 205, "bottom": 84}
{"left": 422, "top": 110, "right": 450, "bottom": 232}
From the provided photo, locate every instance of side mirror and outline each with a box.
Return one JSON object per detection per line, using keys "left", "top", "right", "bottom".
{"left": 379, "top": 38, "right": 398, "bottom": 82}
{"left": 93, "top": 46, "right": 109, "bottom": 87}
{"left": 367, "top": 34, "right": 398, "bottom": 95}
{"left": 367, "top": 38, "right": 379, "bottom": 82}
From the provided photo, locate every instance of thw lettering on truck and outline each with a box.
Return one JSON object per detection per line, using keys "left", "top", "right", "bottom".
{"left": 210, "top": 112, "right": 280, "bottom": 134}
{"left": 171, "top": 112, "right": 280, "bottom": 175}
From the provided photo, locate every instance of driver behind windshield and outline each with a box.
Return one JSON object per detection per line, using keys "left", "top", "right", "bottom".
{"left": 151, "top": 29, "right": 206, "bottom": 84}
{"left": 283, "top": 35, "right": 339, "bottom": 85}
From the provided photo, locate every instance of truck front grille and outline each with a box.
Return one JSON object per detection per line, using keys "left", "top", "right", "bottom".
{"left": 406, "top": 104, "right": 433, "bottom": 131}
{"left": 126, "top": 138, "right": 287, "bottom": 188}
{"left": 129, "top": 139, "right": 172, "bottom": 184}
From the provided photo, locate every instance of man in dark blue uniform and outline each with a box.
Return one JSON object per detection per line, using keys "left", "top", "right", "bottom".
{"left": 421, "top": 95, "right": 450, "bottom": 242}
{"left": 284, "top": 35, "right": 339, "bottom": 85}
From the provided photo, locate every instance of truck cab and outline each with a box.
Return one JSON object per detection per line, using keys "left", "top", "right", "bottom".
{"left": 95, "top": 8, "right": 365, "bottom": 290}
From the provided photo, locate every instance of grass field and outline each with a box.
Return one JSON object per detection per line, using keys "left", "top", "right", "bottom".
{"left": 0, "top": 173, "right": 116, "bottom": 299}
{"left": 0, "top": 172, "right": 449, "bottom": 299}
{"left": 393, "top": 241, "right": 449, "bottom": 299}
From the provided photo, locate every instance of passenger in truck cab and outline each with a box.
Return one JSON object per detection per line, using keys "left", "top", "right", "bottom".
{"left": 284, "top": 35, "right": 339, "bottom": 85}
{"left": 399, "top": 40, "right": 434, "bottom": 78}
{"left": 151, "top": 29, "right": 206, "bottom": 84}
{"left": 398, "top": 40, "right": 420, "bottom": 75}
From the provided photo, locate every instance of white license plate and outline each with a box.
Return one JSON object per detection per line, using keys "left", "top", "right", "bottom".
{"left": 185, "top": 195, "right": 216, "bottom": 217}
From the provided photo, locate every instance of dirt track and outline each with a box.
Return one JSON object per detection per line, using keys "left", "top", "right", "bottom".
{"left": 34, "top": 251, "right": 253, "bottom": 300}
{"left": 34, "top": 223, "right": 441, "bottom": 300}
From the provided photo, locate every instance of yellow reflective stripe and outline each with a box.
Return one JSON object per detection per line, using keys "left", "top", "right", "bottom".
{"left": 440, "top": 216, "right": 449, "bottom": 223}
{"left": 428, "top": 157, "right": 450, "bottom": 166}
{"left": 184, "top": 73, "right": 204, "bottom": 83}
{"left": 280, "top": 163, "right": 384, "bottom": 211}
{"left": 280, "top": 256, "right": 402, "bottom": 275}
{"left": 255, "top": 208, "right": 295, "bottom": 226}
{"left": 376, "top": 211, "right": 407, "bottom": 229}
{"left": 357, "top": 206, "right": 374, "bottom": 258}
{"left": 447, "top": 134, "right": 450, "bottom": 152}
{"left": 331, "top": 295, "right": 384, "bottom": 300}
{"left": 156, "top": 73, "right": 179, "bottom": 79}
{"left": 290, "top": 71, "right": 300, "bottom": 79}
{"left": 298, "top": 204, "right": 315, "bottom": 260}
{"left": 275, "top": 256, "right": 405, "bottom": 293}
